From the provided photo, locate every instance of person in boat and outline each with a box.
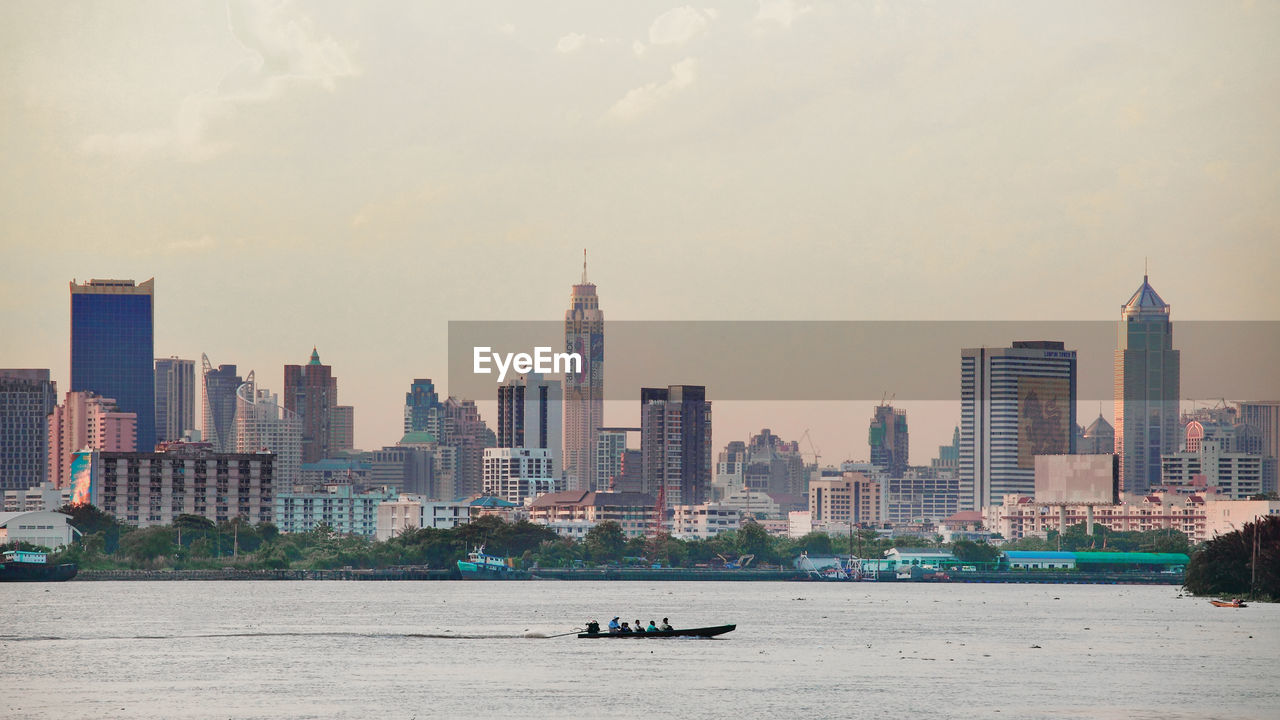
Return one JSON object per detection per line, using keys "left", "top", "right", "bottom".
{"left": 635, "top": 619, "right": 645, "bottom": 633}
{"left": 660, "top": 618, "right": 673, "bottom": 631}
{"left": 608, "top": 617, "right": 621, "bottom": 633}
{"left": 585, "top": 620, "right": 601, "bottom": 635}
{"left": 647, "top": 620, "right": 659, "bottom": 632}
{"left": 619, "top": 622, "right": 633, "bottom": 634}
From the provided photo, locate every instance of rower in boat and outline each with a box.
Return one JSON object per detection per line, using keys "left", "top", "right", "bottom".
{"left": 660, "top": 618, "right": 673, "bottom": 631}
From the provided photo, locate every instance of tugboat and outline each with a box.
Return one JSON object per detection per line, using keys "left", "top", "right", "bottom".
{"left": 456, "top": 545, "right": 527, "bottom": 580}
{"left": 0, "top": 549, "right": 78, "bottom": 582}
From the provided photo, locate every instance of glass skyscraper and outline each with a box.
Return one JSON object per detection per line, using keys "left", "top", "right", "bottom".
{"left": 70, "top": 278, "right": 156, "bottom": 451}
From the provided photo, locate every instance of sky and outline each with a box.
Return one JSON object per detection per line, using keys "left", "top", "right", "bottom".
{"left": 2, "top": 1, "right": 1278, "bottom": 461}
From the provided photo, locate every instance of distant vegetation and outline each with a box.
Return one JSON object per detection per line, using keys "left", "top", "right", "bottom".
{"left": 1184, "top": 516, "right": 1279, "bottom": 601}
{"left": 2, "top": 505, "right": 1199, "bottom": 574}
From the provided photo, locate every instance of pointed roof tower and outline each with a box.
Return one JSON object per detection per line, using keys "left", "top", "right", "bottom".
{"left": 308, "top": 347, "right": 322, "bottom": 366}
{"left": 1123, "top": 274, "right": 1169, "bottom": 315}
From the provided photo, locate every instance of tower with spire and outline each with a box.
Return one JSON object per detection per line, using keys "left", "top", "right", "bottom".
{"left": 284, "top": 347, "right": 349, "bottom": 463}
{"left": 564, "top": 250, "right": 605, "bottom": 490}
{"left": 1114, "top": 272, "right": 1180, "bottom": 494}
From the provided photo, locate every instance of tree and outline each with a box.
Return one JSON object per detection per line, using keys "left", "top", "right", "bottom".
{"left": 951, "top": 539, "right": 1000, "bottom": 564}
{"left": 584, "top": 521, "right": 626, "bottom": 564}
{"left": 1185, "top": 515, "right": 1280, "bottom": 598}
{"left": 736, "top": 521, "right": 775, "bottom": 563}
{"left": 119, "top": 526, "right": 176, "bottom": 563}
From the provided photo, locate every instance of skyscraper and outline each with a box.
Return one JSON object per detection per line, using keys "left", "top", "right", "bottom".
{"left": 1078, "top": 413, "right": 1115, "bottom": 455}
{"left": 70, "top": 278, "right": 156, "bottom": 450}
{"left": 284, "top": 348, "right": 338, "bottom": 464}
{"left": 960, "top": 341, "right": 1077, "bottom": 511}
{"left": 201, "top": 355, "right": 242, "bottom": 453}
{"left": 403, "top": 378, "right": 440, "bottom": 434}
{"left": 47, "top": 391, "right": 137, "bottom": 488}
{"left": 564, "top": 252, "right": 604, "bottom": 491}
{"left": 868, "top": 404, "right": 909, "bottom": 477}
{"left": 235, "top": 371, "right": 302, "bottom": 485}
{"left": 497, "top": 372, "right": 562, "bottom": 480}
{"left": 0, "top": 369, "right": 58, "bottom": 491}
{"left": 641, "top": 385, "right": 712, "bottom": 507}
{"left": 434, "top": 397, "right": 496, "bottom": 498}
{"left": 1237, "top": 401, "right": 1280, "bottom": 494}
{"left": 1114, "top": 275, "right": 1180, "bottom": 494}
{"left": 154, "top": 357, "right": 195, "bottom": 444}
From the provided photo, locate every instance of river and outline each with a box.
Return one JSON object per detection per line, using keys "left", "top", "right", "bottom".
{"left": 3, "top": 581, "right": 1275, "bottom": 719}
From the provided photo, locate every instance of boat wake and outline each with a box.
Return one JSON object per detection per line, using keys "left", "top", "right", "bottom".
{"left": 0, "top": 630, "right": 555, "bottom": 642}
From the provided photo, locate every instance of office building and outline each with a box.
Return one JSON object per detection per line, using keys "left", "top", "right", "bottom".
{"left": 1077, "top": 413, "right": 1115, "bottom": 455}
{"left": 595, "top": 427, "right": 639, "bottom": 491}
{"left": 1161, "top": 437, "right": 1264, "bottom": 500}
{"left": 641, "top": 385, "right": 713, "bottom": 507}
{"left": 869, "top": 405, "right": 909, "bottom": 477}
{"left": 90, "top": 445, "right": 274, "bottom": 527}
{"left": 234, "top": 371, "right": 302, "bottom": 485}
{"left": 1237, "top": 401, "right": 1280, "bottom": 492}
{"left": 329, "top": 405, "right": 355, "bottom": 454}
{"left": 154, "top": 357, "right": 195, "bottom": 444}
{"left": 201, "top": 355, "right": 242, "bottom": 453}
{"left": 284, "top": 348, "right": 339, "bottom": 463}
{"left": 47, "top": 391, "right": 137, "bottom": 488}
{"left": 403, "top": 378, "right": 440, "bottom": 434}
{"left": 0, "top": 369, "right": 58, "bottom": 491}
{"left": 931, "top": 427, "right": 961, "bottom": 473}
{"left": 808, "top": 472, "right": 880, "bottom": 526}
{"left": 960, "top": 341, "right": 1077, "bottom": 511}
{"left": 564, "top": 253, "right": 604, "bottom": 490}
{"left": 497, "top": 372, "right": 562, "bottom": 479}
{"left": 433, "top": 397, "right": 495, "bottom": 498}
{"left": 70, "top": 278, "right": 156, "bottom": 450}
{"left": 1114, "top": 274, "right": 1180, "bottom": 494}
{"left": 881, "top": 474, "right": 962, "bottom": 526}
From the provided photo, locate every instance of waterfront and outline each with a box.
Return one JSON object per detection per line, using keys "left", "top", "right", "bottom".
{"left": 3, "top": 583, "right": 1277, "bottom": 719}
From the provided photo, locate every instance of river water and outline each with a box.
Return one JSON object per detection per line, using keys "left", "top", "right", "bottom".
{"left": 2, "top": 581, "right": 1276, "bottom": 719}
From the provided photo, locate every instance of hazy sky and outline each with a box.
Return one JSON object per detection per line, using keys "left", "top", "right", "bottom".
{"left": 2, "top": 1, "right": 1277, "bottom": 460}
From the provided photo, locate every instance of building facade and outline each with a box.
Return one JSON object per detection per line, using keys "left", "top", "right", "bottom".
{"left": 528, "top": 490, "right": 656, "bottom": 539}
{"left": 201, "top": 355, "right": 242, "bottom": 453}
{"left": 1161, "top": 438, "right": 1264, "bottom": 500}
{"left": 433, "top": 397, "right": 495, "bottom": 498}
{"left": 375, "top": 494, "right": 472, "bottom": 540}
{"left": 595, "top": 427, "right": 638, "bottom": 491}
{"left": 563, "top": 255, "right": 604, "bottom": 491}
{"left": 1114, "top": 275, "right": 1180, "bottom": 495}
{"left": 960, "top": 341, "right": 1078, "bottom": 511}
{"left": 70, "top": 278, "right": 156, "bottom": 451}
{"left": 869, "top": 405, "right": 909, "bottom": 477}
{"left": 403, "top": 378, "right": 440, "bottom": 435}
{"left": 880, "top": 474, "right": 962, "bottom": 526}
{"left": 154, "top": 357, "right": 195, "bottom": 444}
{"left": 497, "top": 372, "right": 562, "bottom": 480}
{"left": 284, "top": 348, "right": 339, "bottom": 464}
{"left": 481, "top": 447, "right": 556, "bottom": 504}
{"left": 1237, "top": 401, "right": 1279, "bottom": 493}
{"left": 641, "top": 385, "right": 712, "bottom": 507}
{"left": 1077, "top": 413, "right": 1115, "bottom": 455}
{"left": 0, "top": 369, "right": 58, "bottom": 491}
{"left": 234, "top": 373, "right": 302, "bottom": 486}
{"left": 90, "top": 446, "right": 274, "bottom": 527}
{"left": 47, "top": 391, "right": 137, "bottom": 488}
{"left": 809, "top": 472, "right": 881, "bottom": 526}
{"left": 274, "top": 485, "right": 394, "bottom": 537}
{"left": 668, "top": 503, "right": 743, "bottom": 539}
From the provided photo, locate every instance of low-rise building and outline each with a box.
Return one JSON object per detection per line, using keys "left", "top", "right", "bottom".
{"left": 375, "top": 494, "right": 472, "bottom": 540}
{"left": 809, "top": 472, "right": 880, "bottom": 526}
{"left": 3, "top": 481, "right": 69, "bottom": 513}
{"left": 0, "top": 510, "right": 76, "bottom": 549}
{"left": 669, "top": 503, "right": 742, "bottom": 539}
{"left": 274, "top": 485, "right": 395, "bottom": 537}
{"left": 482, "top": 447, "right": 557, "bottom": 505}
{"left": 91, "top": 446, "right": 274, "bottom": 527}
{"left": 528, "top": 490, "right": 655, "bottom": 538}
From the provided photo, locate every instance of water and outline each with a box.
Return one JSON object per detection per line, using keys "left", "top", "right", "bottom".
{"left": 3, "top": 581, "right": 1276, "bottom": 719}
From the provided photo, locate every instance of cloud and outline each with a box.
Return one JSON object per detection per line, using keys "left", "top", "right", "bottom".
{"left": 633, "top": 41, "right": 647, "bottom": 57}
{"left": 557, "top": 33, "right": 588, "bottom": 54}
{"left": 649, "top": 6, "right": 715, "bottom": 46}
{"left": 755, "top": 0, "right": 811, "bottom": 28}
{"left": 81, "top": 0, "right": 355, "bottom": 162}
{"left": 164, "top": 235, "right": 218, "bottom": 254}
{"left": 608, "top": 57, "right": 698, "bottom": 119}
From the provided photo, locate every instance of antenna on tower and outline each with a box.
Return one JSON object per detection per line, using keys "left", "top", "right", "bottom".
{"left": 1144, "top": 256, "right": 1148, "bottom": 281}
{"left": 582, "top": 248, "right": 588, "bottom": 284}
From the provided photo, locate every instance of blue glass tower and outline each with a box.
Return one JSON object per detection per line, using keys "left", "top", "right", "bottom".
{"left": 70, "top": 278, "right": 156, "bottom": 451}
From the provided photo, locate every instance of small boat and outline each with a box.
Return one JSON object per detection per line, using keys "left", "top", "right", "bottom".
{"left": 0, "top": 549, "right": 77, "bottom": 582}
{"left": 456, "top": 545, "right": 527, "bottom": 580}
{"left": 1209, "top": 599, "right": 1247, "bottom": 608}
{"left": 578, "top": 624, "right": 736, "bottom": 639}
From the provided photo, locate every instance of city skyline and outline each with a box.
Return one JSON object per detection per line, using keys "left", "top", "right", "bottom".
{"left": 2, "top": 2, "right": 1278, "bottom": 459}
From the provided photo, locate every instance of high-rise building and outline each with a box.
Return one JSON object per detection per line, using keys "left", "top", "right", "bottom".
{"left": 70, "top": 278, "right": 156, "bottom": 450}
{"left": 329, "top": 405, "right": 355, "bottom": 454}
{"left": 1078, "top": 413, "right": 1115, "bottom": 455}
{"left": 738, "top": 429, "right": 806, "bottom": 496}
{"left": 564, "top": 252, "right": 604, "bottom": 490}
{"left": 284, "top": 348, "right": 339, "bottom": 463}
{"left": 641, "top": 385, "right": 712, "bottom": 507}
{"left": 47, "top": 391, "right": 137, "bottom": 488}
{"left": 235, "top": 371, "right": 302, "bottom": 486}
{"left": 0, "top": 369, "right": 58, "bottom": 491}
{"left": 960, "top": 341, "right": 1077, "bottom": 511}
{"left": 596, "top": 427, "right": 639, "bottom": 491}
{"left": 497, "top": 372, "right": 563, "bottom": 479}
{"left": 1237, "top": 401, "right": 1280, "bottom": 493}
{"left": 868, "top": 405, "right": 909, "bottom": 477}
{"left": 482, "top": 447, "right": 557, "bottom": 504}
{"left": 433, "top": 397, "right": 496, "bottom": 498}
{"left": 403, "top": 378, "right": 440, "bottom": 434}
{"left": 154, "top": 357, "right": 195, "bottom": 444}
{"left": 931, "top": 427, "right": 961, "bottom": 474}
{"left": 1114, "top": 275, "right": 1180, "bottom": 495}
{"left": 201, "top": 355, "right": 242, "bottom": 453}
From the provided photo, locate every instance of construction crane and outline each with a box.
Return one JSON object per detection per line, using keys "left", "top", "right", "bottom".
{"left": 880, "top": 391, "right": 895, "bottom": 407}
{"left": 799, "top": 428, "right": 821, "bottom": 471}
